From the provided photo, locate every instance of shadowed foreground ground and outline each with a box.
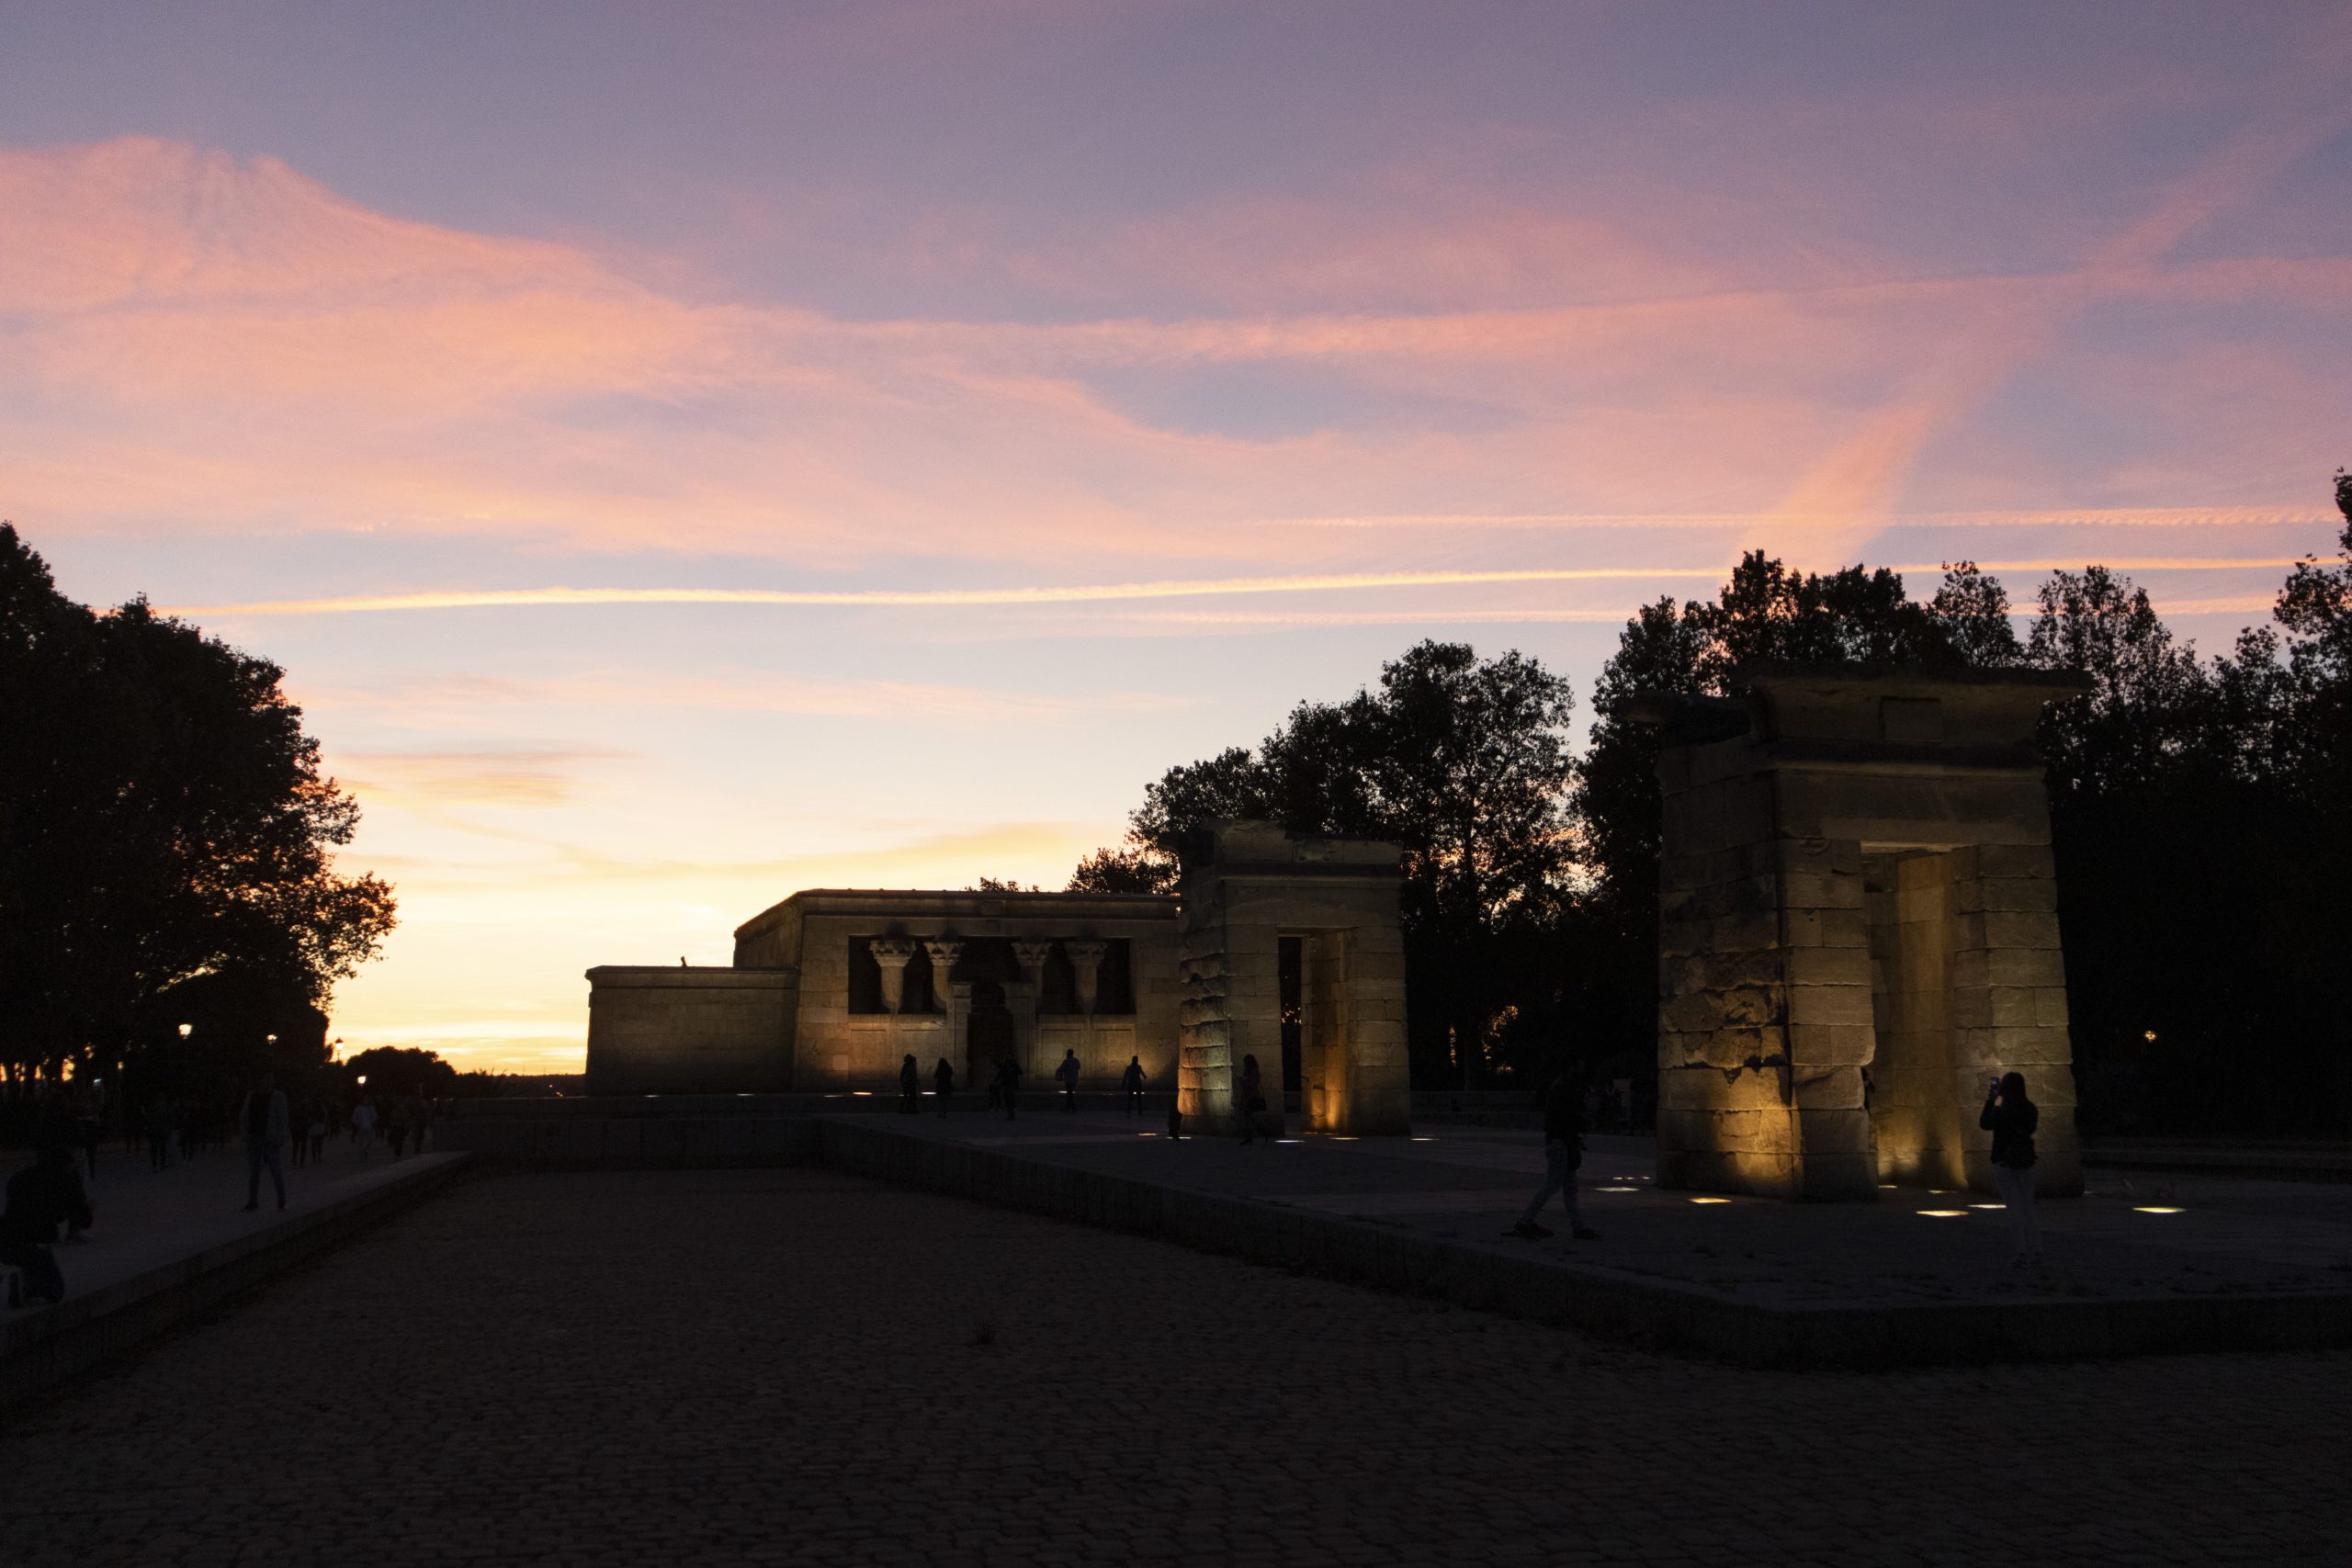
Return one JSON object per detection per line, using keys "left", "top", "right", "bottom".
{"left": 2, "top": 1169, "right": 2344, "bottom": 1567}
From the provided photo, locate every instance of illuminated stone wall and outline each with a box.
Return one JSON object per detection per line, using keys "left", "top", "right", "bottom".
{"left": 1643, "top": 665, "right": 2087, "bottom": 1201}
{"left": 1176, "top": 822, "right": 1410, "bottom": 1136}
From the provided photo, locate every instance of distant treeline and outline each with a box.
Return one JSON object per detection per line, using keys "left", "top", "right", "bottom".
{"left": 1073, "top": 472, "right": 2352, "bottom": 1137}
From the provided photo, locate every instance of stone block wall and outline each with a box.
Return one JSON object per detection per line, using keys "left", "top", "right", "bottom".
{"left": 584, "top": 966, "right": 799, "bottom": 1092}
{"left": 1645, "top": 666, "right": 2088, "bottom": 1201}
{"left": 1176, "top": 822, "right": 1409, "bottom": 1137}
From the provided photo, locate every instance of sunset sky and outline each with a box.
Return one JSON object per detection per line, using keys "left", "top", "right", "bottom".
{"left": 5, "top": 3, "right": 2347, "bottom": 1071}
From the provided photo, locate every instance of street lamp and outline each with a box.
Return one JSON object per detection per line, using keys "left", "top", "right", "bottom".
{"left": 176, "top": 1022, "right": 192, "bottom": 1038}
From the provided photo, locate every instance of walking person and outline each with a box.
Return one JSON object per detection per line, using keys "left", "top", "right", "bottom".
{"left": 239, "top": 1072, "right": 290, "bottom": 1213}
{"left": 306, "top": 1105, "right": 328, "bottom": 1166}
{"left": 143, "top": 1098, "right": 174, "bottom": 1172}
{"left": 899, "top": 1054, "right": 922, "bottom": 1114}
{"left": 350, "top": 1098, "right": 379, "bottom": 1158}
{"left": 1121, "top": 1055, "right": 1147, "bottom": 1117}
{"left": 386, "top": 1100, "right": 412, "bottom": 1159}
{"left": 993, "top": 1057, "right": 1023, "bottom": 1121}
{"left": 932, "top": 1057, "right": 954, "bottom": 1118}
{"left": 1, "top": 1144, "right": 96, "bottom": 1307}
{"left": 1236, "top": 1054, "right": 1266, "bottom": 1145}
{"left": 1054, "top": 1049, "right": 1080, "bottom": 1113}
{"left": 1981, "top": 1071, "right": 2043, "bottom": 1267}
{"left": 1511, "top": 1068, "right": 1599, "bottom": 1241}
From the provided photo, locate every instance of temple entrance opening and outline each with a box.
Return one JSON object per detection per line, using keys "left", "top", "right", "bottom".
{"left": 1278, "top": 935, "right": 1305, "bottom": 1113}
{"left": 967, "top": 980, "right": 1012, "bottom": 1081}
{"left": 1863, "top": 848, "right": 1973, "bottom": 1188}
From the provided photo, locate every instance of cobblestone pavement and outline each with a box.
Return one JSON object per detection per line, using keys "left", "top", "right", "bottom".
{"left": 3, "top": 1169, "right": 2345, "bottom": 1567}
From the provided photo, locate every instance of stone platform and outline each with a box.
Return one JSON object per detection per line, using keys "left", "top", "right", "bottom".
{"left": 810, "top": 1109, "right": 2349, "bottom": 1367}
{"left": 1, "top": 1137, "right": 467, "bottom": 1401}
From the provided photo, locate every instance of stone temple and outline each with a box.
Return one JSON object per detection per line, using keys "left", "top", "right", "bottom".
{"left": 585, "top": 821, "right": 1412, "bottom": 1135}
{"left": 1636, "top": 663, "right": 2093, "bottom": 1202}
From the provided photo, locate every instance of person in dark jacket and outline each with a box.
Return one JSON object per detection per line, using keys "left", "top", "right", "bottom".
{"left": 1981, "top": 1071, "right": 2042, "bottom": 1266}
{"left": 1, "top": 1145, "right": 96, "bottom": 1306}
{"left": 932, "top": 1057, "right": 954, "bottom": 1118}
{"left": 899, "top": 1054, "right": 922, "bottom": 1114}
{"left": 1236, "top": 1054, "right": 1267, "bottom": 1145}
{"left": 239, "top": 1072, "right": 289, "bottom": 1212}
{"left": 1054, "top": 1049, "right": 1081, "bottom": 1112}
{"left": 1512, "top": 1070, "right": 1599, "bottom": 1241}
{"left": 993, "top": 1058, "right": 1023, "bottom": 1121}
{"left": 1121, "top": 1056, "right": 1148, "bottom": 1117}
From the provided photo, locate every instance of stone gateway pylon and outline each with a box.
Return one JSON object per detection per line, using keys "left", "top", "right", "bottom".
{"left": 1634, "top": 663, "right": 2092, "bottom": 1201}
{"left": 1174, "top": 822, "right": 1411, "bottom": 1137}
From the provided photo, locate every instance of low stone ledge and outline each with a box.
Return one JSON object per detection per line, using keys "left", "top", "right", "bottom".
{"left": 811, "top": 1117, "right": 2352, "bottom": 1370}
{"left": 2, "top": 1153, "right": 469, "bottom": 1405}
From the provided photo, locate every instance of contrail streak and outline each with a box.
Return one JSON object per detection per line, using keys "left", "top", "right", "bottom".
{"left": 164, "top": 558, "right": 2302, "bottom": 618}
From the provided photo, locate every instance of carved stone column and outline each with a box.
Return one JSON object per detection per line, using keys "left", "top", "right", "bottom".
{"left": 1063, "top": 940, "right": 1106, "bottom": 1015}
{"left": 922, "top": 938, "right": 965, "bottom": 991}
{"left": 869, "top": 938, "right": 917, "bottom": 1014}
{"left": 1010, "top": 939, "right": 1054, "bottom": 987}
{"left": 924, "top": 938, "right": 967, "bottom": 1073}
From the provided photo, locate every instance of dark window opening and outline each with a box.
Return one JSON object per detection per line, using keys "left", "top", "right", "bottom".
{"left": 848, "top": 937, "right": 935, "bottom": 1014}
{"left": 1095, "top": 939, "right": 1136, "bottom": 1014}
{"left": 847, "top": 938, "right": 884, "bottom": 1013}
{"left": 1039, "top": 944, "right": 1079, "bottom": 1013}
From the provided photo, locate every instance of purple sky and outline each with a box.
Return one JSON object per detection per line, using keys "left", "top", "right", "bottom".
{"left": 3, "top": 3, "right": 2346, "bottom": 1067}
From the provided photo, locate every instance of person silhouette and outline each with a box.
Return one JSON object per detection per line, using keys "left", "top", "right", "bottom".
{"left": 899, "top": 1054, "right": 921, "bottom": 1114}
{"left": 994, "top": 1057, "right": 1023, "bottom": 1121}
{"left": 1055, "top": 1049, "right": 1080, "bottom": 1112}
{"left": 1237, "top": 1054, "right": 1266, "bottom": 1144}
{"left": 1981, "top": 1071, "right": 2043, "bottom": 1266}
{"left": 1511, "top": 1068, "right": 1597, "bottom": 1241}
{"left": 239, "top": 1072, "right": 289, "bottom": 1213}
{"left": 1, "top": 1145, "right": 95, "bottom": 1306}
{"left": 932, "top": 1056, "right": 954, "bottom": 1118}
{"left": 1121, "top": 1055, "right": 1147, "bottom": 1116}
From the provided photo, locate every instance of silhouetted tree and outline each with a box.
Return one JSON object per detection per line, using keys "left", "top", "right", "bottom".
{"left": 345, "top": 1045, "right": 458, "bottom": 1100}
{"left": 0, "top": 523, "right": 395, "bottom": 1097}
{"left": 1076, "top": 640, "right": 1577, "bottom": 1086}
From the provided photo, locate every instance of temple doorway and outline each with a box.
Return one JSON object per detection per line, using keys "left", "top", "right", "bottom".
{"left": 966, "top": 979, "right": 1013, "bottom": 1083}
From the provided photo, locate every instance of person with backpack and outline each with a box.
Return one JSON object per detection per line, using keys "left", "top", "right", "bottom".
{"left": 1511, "top": 1068, "right": 1599, "bottom": 1241}
{"left": 1981, "top": 1071, "right": 2043, "bottom": 1267}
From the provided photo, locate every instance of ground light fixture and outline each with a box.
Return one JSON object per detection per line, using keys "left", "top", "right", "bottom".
{"left": 1275, "top": 1138, "right": 1303, "bottom": 1144}
{"left": 2133, "top": 1206, "right": 2186, "bottom": 1213}
{"left": 1918, "top": 1210, "right": 1970, "bottom": 1217}
{"left": 1600, "top": 1185, "right": 1638, "bottom": 1192}
{"left": 1689, "top": 1196, "right": 1731, "bottom": 1204}
{"left": 1969, "top": 1202, "right": 2005, "bottom": 1210}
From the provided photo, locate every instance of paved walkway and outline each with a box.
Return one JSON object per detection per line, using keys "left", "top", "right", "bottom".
{"left": 2, "top": 1168, "right": 2342, "bottom": 1567}
{"left": 878, "top": 1109, "right": 2352, "bottom": 1309}
{"left": 2, "top": 1132, "right": 451, "bottom": 1307}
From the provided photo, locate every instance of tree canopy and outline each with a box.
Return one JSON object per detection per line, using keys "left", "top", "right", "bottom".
{"left": 0, "top": 524, "right": 396, "bottom": 1092}
{"left": 1077, "top": 471, "right": 2352, "bottom": 1134}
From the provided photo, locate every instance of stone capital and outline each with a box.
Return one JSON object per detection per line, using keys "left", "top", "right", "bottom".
{"left": 922, "top": 938, "right": 965, "bottom": 973}
{"left": 1063, "top": 939, "right": 1107, "bottom": 1014}
{"left": 869, "top": 938, "right": 918, "bottom": 1013}
{"left": 1010, "top": 939, "right": 1055, "bottom": 976}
